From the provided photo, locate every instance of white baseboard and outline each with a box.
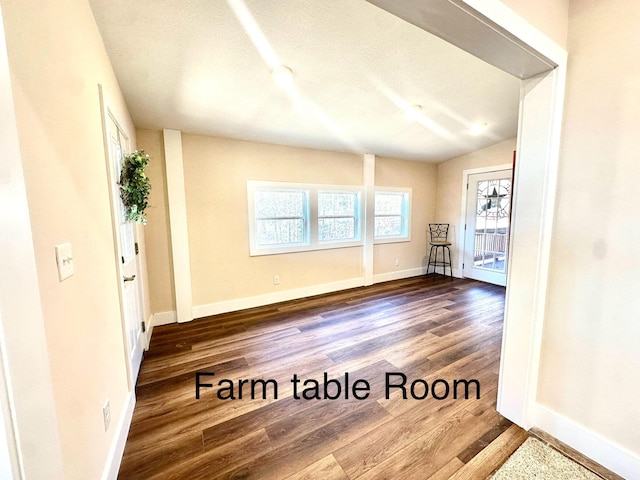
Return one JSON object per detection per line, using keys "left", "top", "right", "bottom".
{"left": 144, "top": 311, "right": 177, "bottom": 350}
{"left": 144, "top": 314, "right": 153, "bottom": 350}
{"left": 373, "top": 267, "right": 426, "bottom": 284}
{"left": 151, "top": 311, "right": 177, "bottom": 327}
{"left": 380, "top": 267, "right": 464, "bottom": 281}
{"left": 172, "top": 268, "right": 461, "bottom": 322}
{"left": 535, "top": 404, "right": 640, "bottom": 479}
{"left": 153, "top": 269, "right": 464, "bottom": 333}
{"left": 101, "top": 391, "right": 135, "bottom": 480}
{"left": 192, "top": 277, "right": 364, "bottom": 319}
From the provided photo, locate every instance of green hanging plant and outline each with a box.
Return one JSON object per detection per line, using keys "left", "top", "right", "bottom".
{"left": 119, "top": 149, "right": 151, "bottom": 224}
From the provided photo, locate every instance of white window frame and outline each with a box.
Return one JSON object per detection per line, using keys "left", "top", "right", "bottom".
{"left": 374, "top": 188, "right": 412, "bottom": 244}
{"left": 251, "top": 185, "right": 310, "bottom": 251}
{"left": 248, "top": 181, "right": 364, "bottom": 256}
{"left": 318, "top": 189, "right": 363, "bottom": 246}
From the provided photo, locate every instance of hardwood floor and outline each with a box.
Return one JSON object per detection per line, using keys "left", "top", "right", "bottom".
{"left": 118, "top": 275, "right": 527, "bottom": 479}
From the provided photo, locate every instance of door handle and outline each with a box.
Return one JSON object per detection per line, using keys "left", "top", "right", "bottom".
{"left": 123, "top": 275, "right": 136, "bottom": 282}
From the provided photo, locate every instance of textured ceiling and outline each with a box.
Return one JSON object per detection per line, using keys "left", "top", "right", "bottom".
{"left": 89, "top": 0, "right": 520, "bottom": 162}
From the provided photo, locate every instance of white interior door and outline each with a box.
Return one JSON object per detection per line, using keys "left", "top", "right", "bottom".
{"left": 463, "top": 169, "right": 512, "bottom": 286}
{"left": 106, "top": 114, "right": 144, "bottom": 384}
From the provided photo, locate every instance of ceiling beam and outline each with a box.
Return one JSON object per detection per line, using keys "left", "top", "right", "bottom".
{"left": 366, "top": 0, "right": 556, "bottom": 79}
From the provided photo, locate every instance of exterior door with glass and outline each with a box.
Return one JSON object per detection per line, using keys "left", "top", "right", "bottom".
{"left": 463, "top": 169, "right": 512, "bottom": 286}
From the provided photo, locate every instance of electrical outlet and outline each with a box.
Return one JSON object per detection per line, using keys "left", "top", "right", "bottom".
{"left": 103, "top": 399, "right": 111, "bottom": 431}
{"left": 273, "top": 275, "right": 280, "bottom": 285}
{"left": 395, "top": 258, "right": 400, "bottom": 267}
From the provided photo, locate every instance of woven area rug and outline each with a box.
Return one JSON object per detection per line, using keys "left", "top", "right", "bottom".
{"left": 490, "top": 437, "right": 602, "bottom": 479}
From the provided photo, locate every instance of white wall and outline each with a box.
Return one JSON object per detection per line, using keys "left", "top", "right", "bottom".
{"left": 501, "top": 0, "right": 569, "bottom": 48}
{"left": 535, "top": 0, "right": 640, "bottom": 474}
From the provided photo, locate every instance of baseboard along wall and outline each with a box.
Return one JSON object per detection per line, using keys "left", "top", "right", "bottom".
{"left": 192, "top": 277, "right": 365, "bottom": 319}
{"left": 151, "top": 268, "right": 464, "bottom": 323}
{"left": 101, "top": 391, "right": 135, "bottom": 480}
{"left": 534, "top": 404, "right": 640, "bottom": 480}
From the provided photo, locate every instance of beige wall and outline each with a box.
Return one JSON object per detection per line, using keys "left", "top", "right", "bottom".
{"left": 537, "top": 0, "right": 640, "bottom": 455}
{"left": 181, "top": 135, "right": 364, "bottom": 307}
{"left": 500, "top": 0, "right": 569, "bottom": 48}
{"left": 374, "top": 157, "right": 437, "bottom": 276}
{"left": 435, "top": 138, "right": 516, "bottom": 270}
{"left": 1, "top": 0, "right": 141, "bottom": 477}
{"left": 138, "top": 133, "right": 441, "bottom": 311}
{"left": 144, "top": 132, "right": 362, "bottom": 312}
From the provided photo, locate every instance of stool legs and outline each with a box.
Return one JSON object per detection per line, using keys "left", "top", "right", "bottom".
{"left": 427, "top": 245, "right": 453, "bottom": 279}
{"left": 427, "top": 245, "right": 436, "bottom": 274}
{"left": 444, "top": 246, "right": 452, "bottom": 278}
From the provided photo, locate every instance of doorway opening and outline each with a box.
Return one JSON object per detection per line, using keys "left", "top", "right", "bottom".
{"left": 366, "top": 0, "right": 567, "bottom": 428}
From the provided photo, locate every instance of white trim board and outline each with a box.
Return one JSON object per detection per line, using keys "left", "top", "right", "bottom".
{"left": 535, "top": 404, "right": 640, "bottom": 479}
{"left": 362, "top": 154, "right": 375, "bottom": 286}
{"left": 158, "top": 269, "right": 456, "bottom": 325}
{"left": 150, "top": 311, "right": 177, "bottom": 328}
{"left": 192, "top": 278, "right": 365, "bottom": 319}
{"left": 374, "top": 266, "right": 461, "bottom": 283}
{"left": 144, "top": 311, "right": 177, "bottom": 349}
{"left": 163, "top": 129, "right": 194, "bottom": 323}
{"left": 192, "top": 268, "right": 459, "bottom": 320}
{"left": 144, "top": 314, "right": 153, "bottom": 350}
{"left": 101, "top": 391, "right": 135, "bottom": 480}
{"left": 373, "top": 267, "right": 426, "bottom": 284}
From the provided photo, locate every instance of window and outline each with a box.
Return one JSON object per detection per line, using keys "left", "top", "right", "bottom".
{"left": 248, "top": 181, "right": 363, "bottom": 255}
{"left": 374, "top": 189, "right": 411, "bottom": 242}
{"left": 254, "top": 188, "right": 308, "bottom": 248}
{"left": 318, "top": 191, "right": 360, "bottom": 243}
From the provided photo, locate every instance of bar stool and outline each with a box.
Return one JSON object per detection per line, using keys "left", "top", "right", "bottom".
{"left": 427, "top": 223, "right": 453, "bottom": 278}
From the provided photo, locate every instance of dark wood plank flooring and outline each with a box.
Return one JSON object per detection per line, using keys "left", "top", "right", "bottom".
{"left": 118, "top": 275, "right": 526, "bottom": 479}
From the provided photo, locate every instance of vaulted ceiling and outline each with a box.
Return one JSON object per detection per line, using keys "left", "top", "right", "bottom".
{"left": 89, "top": 0, "right": 520, "bottom": 162}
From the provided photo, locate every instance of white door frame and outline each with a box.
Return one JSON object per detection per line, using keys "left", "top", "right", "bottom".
{"left": 457, "top": 164, "right": 513, "bottom": 279}
{"left": 98, "top": 85, "right": 145, "bottom": 389}
{"left": 367, "top": 0, "right": 567, "bottom": 429}
{"left": 457, "top": 165, "right": 513, "bottom": 285}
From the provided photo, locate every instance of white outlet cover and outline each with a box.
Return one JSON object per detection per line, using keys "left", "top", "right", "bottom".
{"left": 103, "top": 399, "right": 111, "bottom": 431}
{"left": 55, "top": 242, "right": 74, "bottom": 281}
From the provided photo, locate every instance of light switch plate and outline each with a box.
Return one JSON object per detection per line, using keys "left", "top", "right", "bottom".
{"left": 55, "top": 243, "right": 74, "bottom": 281}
